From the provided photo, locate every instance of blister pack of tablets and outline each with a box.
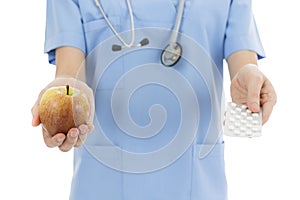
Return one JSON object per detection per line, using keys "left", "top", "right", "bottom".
{"left": 224, "top": 102, "right": 262, "bottom": 138}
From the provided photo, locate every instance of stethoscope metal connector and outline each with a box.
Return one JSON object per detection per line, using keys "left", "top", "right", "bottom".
{"left": 112, "top": 38, "right": 150, "bottom": 52}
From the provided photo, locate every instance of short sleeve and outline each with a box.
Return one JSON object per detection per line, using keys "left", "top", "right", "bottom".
{"left": 224, "top": 0, "right": 265, "bottom": 59}
{"left": 44, "top": 0, "right": 86, "bottom": 64}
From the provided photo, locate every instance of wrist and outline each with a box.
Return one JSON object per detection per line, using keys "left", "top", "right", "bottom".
{"left": 231, "top": 63, "right": 259, "bottom": 80}
{"left": 55, "top": 70, "right": 86, "bottom": 82}
{"left": 227, "top": 50, "right": 258, "bottom": 79}
{"left": 52, "top": 77, "right": 88, "bottom": 88}
{"left": 55, "top": 47, "right": 86, "bottom": 81}
{"left": 241, "top": 63, "right": 258, "bottom": 68}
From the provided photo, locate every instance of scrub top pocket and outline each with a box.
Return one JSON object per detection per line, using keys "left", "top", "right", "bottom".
{"left": 71, "top": 141, "right": 227, "bottom": 200}
{"left": 71, "top": 143, "right": 194, "bottom": 200}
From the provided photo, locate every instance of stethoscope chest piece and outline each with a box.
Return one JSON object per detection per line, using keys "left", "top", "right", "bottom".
{"left": 161, "top": 43, "right": 182, "bottom": 67}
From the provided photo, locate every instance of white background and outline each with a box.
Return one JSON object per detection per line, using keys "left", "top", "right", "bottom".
{"left": 0, "top": 0, "right": 299, "bottom": 199}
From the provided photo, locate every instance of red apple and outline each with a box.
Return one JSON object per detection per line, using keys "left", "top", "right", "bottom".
{"left": 39, "top": 85, "right": 90, "bottom": 136}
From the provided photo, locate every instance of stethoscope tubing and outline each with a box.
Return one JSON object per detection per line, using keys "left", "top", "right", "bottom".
{"left": 94, "top": 0, "right": 185, "bottom": 66}
{"left": 170, "top": 0, "right": 185, "bottom": 47}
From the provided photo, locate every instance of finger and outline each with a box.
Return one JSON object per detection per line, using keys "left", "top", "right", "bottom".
{"left": 32, "top": 115, "right": 41, "bottom": 127}
{"left": 74, "top": 138, "right": 86, "bottom": 148}
{"left": 31, "top": 103, "right": 41, "bottom": 127}
{"left": 79, "top": 124, "right": 89, "bottom": 135}
{"left": 74, "top": 125, "right": 89, "bottom": 147}
{"left": 260, "top": 79, "right": 277, "bottom": 104}
{"left": 261, "top": 101, "right": 275, "bottom": 125}
{"left": 246, "top": 77, "right": 264, "bottom": 113}
{"left": 87, "top": 123, "right": 95, "bottom": 132}
{"left": 75, "top": 136, "right": 86, "bottom": 148}
{"left": 42, "top": 127, "right": 66, "bottom": 148}
{"left": 75, "top": 123, "right": 95, "bottom": 147}
{"left": 230, "top": 79, "right": 248, "bottom": 104}
{"left": 59, "top": 128, "right": 79, "bottom": 152}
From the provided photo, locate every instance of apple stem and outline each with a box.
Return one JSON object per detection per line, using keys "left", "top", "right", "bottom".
{"left": 66, "top": 85, "right": 70, "bottom": 95}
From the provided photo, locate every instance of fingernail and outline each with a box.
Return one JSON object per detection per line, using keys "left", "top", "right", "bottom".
{"left": 31, "top": 117, "right": 37, "bottom": 126}
{"left": 250, "top": 102, "right": 260, "bottom": 110}
{"left": 79, "top": 126, "right": 88, "bottom": 135}
{"left": 70, "top": 130, "right": 79, "bottom": 138}
{"left": 57, "top": 138, "right": 64, "bottom": 143}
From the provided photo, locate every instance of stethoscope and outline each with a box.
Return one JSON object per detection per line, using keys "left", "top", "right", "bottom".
{"left": 94, "top": 0, "right": 185, "bottom": 67}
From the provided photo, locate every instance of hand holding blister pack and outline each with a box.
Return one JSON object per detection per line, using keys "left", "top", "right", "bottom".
{"left": 224, "top": 102, "right": 262, "bottom": 138}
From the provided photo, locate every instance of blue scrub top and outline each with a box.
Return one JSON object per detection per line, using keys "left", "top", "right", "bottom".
{"left": 44, "top": 1, "right": 265, "bottom": 200}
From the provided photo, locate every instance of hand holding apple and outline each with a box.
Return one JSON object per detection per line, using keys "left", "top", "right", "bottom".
{"left": 39, "top": 85, "right": 90, "bottom": 136}
{"left": 32, "top": 77, "right": 95, "bottom": 151}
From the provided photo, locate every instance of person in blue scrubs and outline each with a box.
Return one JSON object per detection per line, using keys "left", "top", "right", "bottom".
{"left": 32, "top": 0, "right": 277, "bottom": 199}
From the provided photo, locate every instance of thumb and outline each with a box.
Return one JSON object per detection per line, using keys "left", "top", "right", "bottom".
{"left": 246, "top": 80, "right": 263, "bottom": 113}
{"left": 31, "top": 102, "right": 41, "bottom": 127}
